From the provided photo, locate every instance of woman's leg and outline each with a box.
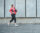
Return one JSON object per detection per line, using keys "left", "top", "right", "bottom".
{"left": 14, "top": 16, "right": 16, "bottom": 23}
{"left": 14, "top": 15, "right": 18, "bottom": 26}
{"left": 8, "top": 14, "right": 14, "bottom": 25}
{"left": 10, "top": 18, "right": 13, "bottom": 23}
{"left": 10, "top": 14, "right": 14, "bottom": 23}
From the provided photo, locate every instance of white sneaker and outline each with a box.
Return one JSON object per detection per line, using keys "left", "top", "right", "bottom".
{"left": 15, "top": 24, "right": 19, "bottom": 27}
{"left": 8, "top": 22, "right": 10, "bottom": 26}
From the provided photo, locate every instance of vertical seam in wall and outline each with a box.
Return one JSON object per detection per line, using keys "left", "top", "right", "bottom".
{"left": 4, "top": 0, "right": 5, "bottom": 18}
{"left": 25, "top": 0, "right": 26, "bottom": 18}
{"left": 36, "top": 0, "right": 37, "bottom": 18}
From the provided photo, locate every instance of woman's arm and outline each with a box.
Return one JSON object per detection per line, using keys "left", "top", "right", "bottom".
{"left": 9, "top": 8, "right": 12, "bottom": 14}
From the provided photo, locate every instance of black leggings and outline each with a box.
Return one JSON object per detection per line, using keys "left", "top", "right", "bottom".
{"left": 10, "top": 14, "right": 16, "bottom": 23}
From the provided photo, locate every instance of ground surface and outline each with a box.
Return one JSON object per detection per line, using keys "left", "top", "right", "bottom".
{"left": 0, "top": 23, "right": 40, "bottom": 33}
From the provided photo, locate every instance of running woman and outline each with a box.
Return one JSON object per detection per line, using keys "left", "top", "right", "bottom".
{"left": 8, "top": 4, "right": 18, "bottom": 26}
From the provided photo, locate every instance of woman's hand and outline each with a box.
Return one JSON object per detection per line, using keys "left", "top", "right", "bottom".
{"left": 12, "top": 12, "right": 14, "bottom": 14}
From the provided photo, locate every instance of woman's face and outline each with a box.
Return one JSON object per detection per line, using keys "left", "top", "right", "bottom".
{"left": 12, "top": 5, "right": 14, "bottom": 8}
{"left": 11, "top": 6, "right": 13, "bottom": 8}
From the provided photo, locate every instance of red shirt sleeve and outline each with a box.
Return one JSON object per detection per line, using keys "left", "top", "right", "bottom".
{"left": 9, "top": 8, "right": 12, "bottom": 14}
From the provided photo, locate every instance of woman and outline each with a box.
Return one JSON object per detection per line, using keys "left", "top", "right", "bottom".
{"left": 8, "top": 4, "right": 18, "bottom": 26}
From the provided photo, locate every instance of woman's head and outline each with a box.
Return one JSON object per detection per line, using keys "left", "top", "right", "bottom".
{"left": 11, "top": 4, "right": 15, "bottom": 9}
{"left": 11, "top": 4, "right": 14, "bottom": 7}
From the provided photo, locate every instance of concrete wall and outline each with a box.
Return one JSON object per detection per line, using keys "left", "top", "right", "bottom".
{"left": 16, "top": 0, "right": 25, "bottom": 17}
{"left": 0, "top": 0, "right": 4, "bottom": 17}
{"left": 0, "top": 18, "right": 40, "bottom": 24}
{"left": 37, "top": 0, "right": 40, "bottom": 17}
{"left": 26, "top": 0, "right": 36, "bottom": 17}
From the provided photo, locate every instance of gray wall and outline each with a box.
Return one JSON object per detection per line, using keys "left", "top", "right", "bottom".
{"left": 26, "top": 0, "right": 36, "bottom": 17}
{"left": 37, "top": 0, "right": 40, "bottom": 17}
{"left": 0, "top": 0, "right": 40, "bottom": 18}
{"left": 16, "top": 0, "right": 25, "bottom": 17}
{"left": 0, "top": 0, "right": 4, "bottom": 17}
